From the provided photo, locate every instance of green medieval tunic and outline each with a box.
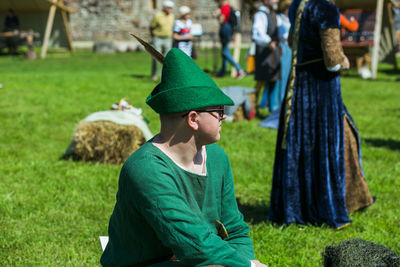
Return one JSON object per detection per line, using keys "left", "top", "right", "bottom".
{"left": 100, "top": 142, "right": 255, "bottom": 267}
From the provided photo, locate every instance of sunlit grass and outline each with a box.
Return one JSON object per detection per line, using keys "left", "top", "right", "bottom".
{"left": 0, "top": 50, "right": 399, "bottom": 266}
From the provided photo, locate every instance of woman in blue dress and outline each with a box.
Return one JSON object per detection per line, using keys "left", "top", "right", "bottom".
{"left": 269, "top": 0, "right": 374, "bottom": 229}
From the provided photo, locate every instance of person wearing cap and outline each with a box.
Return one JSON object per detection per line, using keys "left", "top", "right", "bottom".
{"left": 173, "top": 6, "right": 194, "bottom": 57}
{"left": 150, "top": 1, "right": 175, "bottom": 81}
{"left": 100, "top": 49, "right": 267, "bottom": 267}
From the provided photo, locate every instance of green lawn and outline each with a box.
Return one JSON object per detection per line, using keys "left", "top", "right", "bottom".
{"left": 0, "top": 50, "right": 399, "bottom": 266}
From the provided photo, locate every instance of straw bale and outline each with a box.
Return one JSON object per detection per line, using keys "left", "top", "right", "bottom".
{"left": 72, "top": 121, "right": 146, "bottom": 164}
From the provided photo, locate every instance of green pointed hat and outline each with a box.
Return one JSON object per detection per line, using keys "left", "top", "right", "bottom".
{"left": 146, "top": 48, "right": 234, "bottom": 114}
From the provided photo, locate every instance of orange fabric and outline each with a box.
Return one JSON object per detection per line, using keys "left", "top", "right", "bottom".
{"left": 340, "top": 14, "right": 359, "bottom": 32}
{"left": 247, "top": 55, "right": 255, "bottom": 73}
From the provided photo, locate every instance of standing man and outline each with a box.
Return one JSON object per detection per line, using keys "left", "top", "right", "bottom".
{"left": 150, "top": 1, "right": 175, "bottom": 81}
{"left": 100, "top": 48, "right": 267, "bottom": 267}
{"left": 252, "top": 0, "right": 281, "bottom": 113}
{"left": 216, "top": 0, "right": 246, "bottom": 79}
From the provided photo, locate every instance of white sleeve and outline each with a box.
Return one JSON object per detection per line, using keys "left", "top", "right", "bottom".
{"left": 173, "top": 20, "right": 180, "bottom": 33}
{"left": 326, "top": 64, "right": 341, "bottom": 72}
{"left": 252, "top": 11, "right": 271, "bottom": 47}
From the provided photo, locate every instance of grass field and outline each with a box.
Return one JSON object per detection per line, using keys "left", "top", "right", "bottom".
{"left": 0, "top": 49, "right": 399, "bottom": 266}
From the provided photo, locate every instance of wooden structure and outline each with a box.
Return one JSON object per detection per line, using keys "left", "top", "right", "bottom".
{"left": 231, "top": 33, "right": 242, "bottom": 77}
{"left": 40, "top": 0, "right": 76, "bottom": 58}
{"left": 336, "top": 0, "right": 398, "bottom": 79}
{"left": 0, "top": 0, "right": 76, "bottom": 58}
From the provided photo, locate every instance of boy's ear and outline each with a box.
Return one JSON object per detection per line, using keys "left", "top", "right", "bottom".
{"left": 186, "top": 111, "right": 199, "bottom": 131}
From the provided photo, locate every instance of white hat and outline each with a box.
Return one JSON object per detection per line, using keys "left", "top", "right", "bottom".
{"left": 163, "top": 1, "right": 174, "bottom": 8}
{"left": 179, "top": 6, "right": 191, "bottom": 16}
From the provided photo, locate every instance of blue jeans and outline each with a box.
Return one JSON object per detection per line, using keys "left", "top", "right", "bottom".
{"left": 260, "top": 81, "right": 277, "bottom": 111}
{"left": 218, "top": 23, "right": 242, "bottom": 75}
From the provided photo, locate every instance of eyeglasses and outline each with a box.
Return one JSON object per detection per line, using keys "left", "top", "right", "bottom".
{"left": 181, "top": 109, "right": 225, "bottom": 120}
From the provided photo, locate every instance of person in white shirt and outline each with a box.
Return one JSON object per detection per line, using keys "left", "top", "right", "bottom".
{"left": 251, "top": 0, "right": 281, "bottom": 113}
{"left": 173, "top": 6, "right": 194, "bottom": 57}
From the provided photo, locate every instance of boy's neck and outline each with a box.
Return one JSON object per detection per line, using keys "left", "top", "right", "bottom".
{"left": 152, "top": 134, "right": 206, "bottom": 173}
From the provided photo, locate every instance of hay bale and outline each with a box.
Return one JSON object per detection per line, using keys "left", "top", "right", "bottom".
{"left": 323, "top": 238, "right": 399, "bottom": 267}
{"left": 71, "top": 121, "right": 146, "bottom": 164}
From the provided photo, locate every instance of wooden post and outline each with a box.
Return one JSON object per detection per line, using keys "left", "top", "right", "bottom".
{"left": 40, "top": 3, "right": 57, "bottom": 58}
{"left": 230, "top": 32, "right": 242, "bottom": 77}
{"left": 47, "top": 0, "right": 77, "bottom": 13}
{"left": 61, "top": 8, "right": 74, "bottom": 53}
{"left": 371, "top": 0, "right": 384, "bottom": 79}
{"left": 386, "top": 0, "right": 398, "bottom": 70}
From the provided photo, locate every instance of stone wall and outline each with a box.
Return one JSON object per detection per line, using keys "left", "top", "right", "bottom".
{"left": 67, "top": 0, "right": 254, "bottom": 45}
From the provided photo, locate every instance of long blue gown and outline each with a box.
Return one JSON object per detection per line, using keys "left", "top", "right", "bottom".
{"left": 269, "top": 0, "right": 354, "bottom": 229}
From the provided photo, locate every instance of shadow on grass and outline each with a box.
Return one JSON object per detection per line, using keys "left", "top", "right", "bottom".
{"left": 378, "top": 68, "right": 400, "bottom": 75}
{"left": 127, "top": 74, "right": 150, "bottom": 79}
{"left": 364, "top": 138, "right": 400, "bottom": 151}
{"left": 384, "top": 108, "right": 400, "bottom": 118}
{"left": 341, "top": 71, "right": 361, "bottom": 78}
{"left": 342, "top": 71, "right": 400, "bottom": 82}
{"left": 236, "top": 198, "right": 270, "bottom": 224}
{"left": 361, "top": 78, "right": 396, "bottom": 82}
{"left": 0, "top": 50, "right": 23, "bottom": 56}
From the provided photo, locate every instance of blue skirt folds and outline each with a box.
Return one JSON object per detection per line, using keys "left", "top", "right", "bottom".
{"left": 269, "top": 62, "right": 351, "bottom": 229}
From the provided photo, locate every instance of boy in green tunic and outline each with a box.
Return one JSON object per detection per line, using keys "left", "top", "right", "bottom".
{"left": 101, "top": 49, "right": 267, "bottom": 267}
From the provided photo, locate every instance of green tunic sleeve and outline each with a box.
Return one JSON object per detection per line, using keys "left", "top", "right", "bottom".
{"left": 220, "top": 154, "right": 255, "bottom": 260}
{"left": 122, "top": 150, "right": 252, "bottom": 267}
